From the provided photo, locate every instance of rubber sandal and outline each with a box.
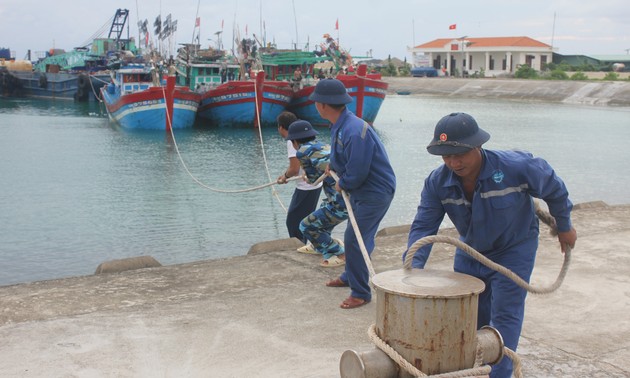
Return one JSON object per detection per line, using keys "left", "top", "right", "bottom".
{"left": 340, "top": 296, "right": 370, "bottom": 309}
{"left": 325, "top": 277, "right": 348, "bottom": 287}
{"left": 296, "top": 243, "right": 318, "bottom": 255}
{"left": 320, "top": 254, "right": 345, "bottom": 267}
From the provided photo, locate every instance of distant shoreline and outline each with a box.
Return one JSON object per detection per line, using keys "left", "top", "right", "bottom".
{"left": 382, "top": 77, "right": 630, "bottom": 107}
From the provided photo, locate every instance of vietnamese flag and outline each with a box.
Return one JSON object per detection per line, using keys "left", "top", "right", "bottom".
{"left": 449, "top": 24, "right": 456, "bottom": 30}
{"left": 335, "top": 19, "right": 339, "bottom": 30}
{"left": 195, "top": 17, "right": 200, "bottom": 27}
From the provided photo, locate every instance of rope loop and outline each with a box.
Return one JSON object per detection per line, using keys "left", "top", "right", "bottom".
{"left": 403, "top": 235, "right": 571, "bottom": 295}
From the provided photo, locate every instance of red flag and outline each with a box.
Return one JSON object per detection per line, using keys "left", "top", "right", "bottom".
{"left": 335, "top": 19, "right": 339, "bottom": 30}
{"left": 449, "top": 24, "right": 456, "bottom": 30}
{"left": 195, "top": 17, "right": 200, "bottom": 27}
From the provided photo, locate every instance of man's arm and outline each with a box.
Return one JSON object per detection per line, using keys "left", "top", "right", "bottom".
{"left": 277, "top": 157, "right": 301, "bottom": 184}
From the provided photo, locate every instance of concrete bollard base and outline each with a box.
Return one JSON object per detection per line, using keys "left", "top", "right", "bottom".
{"left": 94, "top": 255, "right": 162, "bottom": 275}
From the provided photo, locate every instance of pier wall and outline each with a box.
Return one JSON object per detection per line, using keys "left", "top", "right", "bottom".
{"left": 384, "top": 77, "right": 630, "bottom": 107}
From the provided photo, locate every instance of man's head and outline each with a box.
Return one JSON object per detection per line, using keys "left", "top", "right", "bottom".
{"left": 426, "top": 113, "right": 490, "bottom": 156}
{"left": 286, "top": 120, "right": 318, "bottom": 145}
{"left": 309, "top": 78, "right": 352, "bottom": 105}
{"left": 277, "top": 111, "right": 297, "bottom": 138}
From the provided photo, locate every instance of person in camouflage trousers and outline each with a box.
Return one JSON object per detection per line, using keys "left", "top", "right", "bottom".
{"left": 280, "top": 120, "right": 348, "bottom": 267}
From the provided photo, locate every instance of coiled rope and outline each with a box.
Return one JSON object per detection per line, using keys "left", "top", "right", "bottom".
{"left": 329, "top": 168, "right": 568, "bottom": 377}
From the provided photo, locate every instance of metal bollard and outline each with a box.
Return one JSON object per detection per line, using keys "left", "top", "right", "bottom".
{"left": 340, "top": 269, "right": 493, "bottom": 377}
{"left": 476, "top": 326, "right": 505, "bottom": 366}
{"left": 340, "top": 348, "right": 399, "bottom": 378}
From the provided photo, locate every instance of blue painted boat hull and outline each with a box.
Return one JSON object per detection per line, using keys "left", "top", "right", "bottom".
{"left": 197, "top": 79, "right": 293, "bottom": 128}
{"left": 101, "top": 85, "right": 200, "bottom": 130}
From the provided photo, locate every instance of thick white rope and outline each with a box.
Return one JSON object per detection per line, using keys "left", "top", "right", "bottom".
{"left": 328, "top": 170, "right": 376, "bottom": 277}
{"left": 252, "top": 78, "right": 288, "bottom": 211}
{"left": 367, "top": 324, "right": 492, "bottom": 377}
{"left": 403, "top": 235, "right": 571, "bottom": 295}
{"left": 159, "top": 83, "right": 298, "bottom": 196}
{"left": 331, "top": 167, "right": 563, "bottom": 377}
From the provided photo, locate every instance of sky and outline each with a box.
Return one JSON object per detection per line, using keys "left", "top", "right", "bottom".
{"left": 2, "top": 0, "right": 629, "bottom": 62}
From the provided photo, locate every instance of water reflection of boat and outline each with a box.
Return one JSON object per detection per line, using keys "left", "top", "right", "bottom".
{"left": 100, "top": 64, "right": 200, "bottom": 130}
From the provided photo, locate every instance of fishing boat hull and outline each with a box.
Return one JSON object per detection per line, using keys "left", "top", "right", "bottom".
{"left": 101, "top": 85, "right": 200, "bottom": 130}
{"left": 197, "top": 73, "right": 293, "bottom": 128}
{"left": 289, "top": 66, "right": 388, "bottom": 127}
{"left": 1, "top": 71, "right": 110, "bottom": 102}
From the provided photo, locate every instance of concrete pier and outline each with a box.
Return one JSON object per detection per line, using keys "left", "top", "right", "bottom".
{"left": 383, "top": 77, "right": 630, "bottom": 107}
{"left": 1, "top": 201, "right": 629, "bottom": 377}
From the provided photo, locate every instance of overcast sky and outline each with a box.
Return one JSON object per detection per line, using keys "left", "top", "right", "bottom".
{"left": 2, "top": 0, "right": 629, "bottom": 61}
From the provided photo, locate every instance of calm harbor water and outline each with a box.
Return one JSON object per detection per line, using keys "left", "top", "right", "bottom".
{"left": 1, "top": 95, "right": 629, "bottom": 286}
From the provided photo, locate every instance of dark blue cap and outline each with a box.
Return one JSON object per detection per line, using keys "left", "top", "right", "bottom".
{"left": 427, "top": 113, "right": 490, "bottom": 155}
{"left": 286, "top": 120, "right": 319, "bottom": 140}
{"left": 309, "top": 78, "right": 353, "bottom": 105}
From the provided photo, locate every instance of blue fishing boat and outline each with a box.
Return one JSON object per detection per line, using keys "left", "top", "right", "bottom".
{"left": 289, "top": 64, "right": 388, "bottom": 127}
{"left": 197, "top": 71, "right": 293, "bottom": 128}
{"left": 100, "top": 64, "right": 200, "bottom": 130}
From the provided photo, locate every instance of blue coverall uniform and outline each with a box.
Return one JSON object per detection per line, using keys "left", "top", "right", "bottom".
{"left": 297, "top": 141, "right": 348, "bottom": 259}
{"left": 405, "top": 149, "right": 573, "bottom": 378}
{"left": 330, "top": 109, "right": 396, "bottom": 302}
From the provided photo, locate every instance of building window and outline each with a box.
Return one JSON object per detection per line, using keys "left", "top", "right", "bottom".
{"left": 489, "top": 56, "right": 494, "bottom": 70}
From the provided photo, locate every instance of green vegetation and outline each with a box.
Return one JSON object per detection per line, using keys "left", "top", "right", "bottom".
{"left": 512, "top": 62, "right": 628, "bottom": 81}
{"left": 570, "top": 72, "right": 588, "bottom": 81}
{"left": 514, "top": 64, "right": 538, "bottom": 79}
{"left": 603, "top": 72, "right": 619, "bottom": 81}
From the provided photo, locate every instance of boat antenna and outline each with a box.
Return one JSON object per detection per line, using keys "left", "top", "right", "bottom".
{"left": 292, "top": 0, "right": 299, "bottom": 50}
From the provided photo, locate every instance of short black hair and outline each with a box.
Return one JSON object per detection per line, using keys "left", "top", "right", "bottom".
{"left": 277, "top": 111, "right": 297, "bottom": 130}
{"left": 295, "top": 136, "right": 317, "bottom": 145}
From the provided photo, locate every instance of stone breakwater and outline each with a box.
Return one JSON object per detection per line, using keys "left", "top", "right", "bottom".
{"left": 383, "top": 77, "right": 630, "bottom": 107}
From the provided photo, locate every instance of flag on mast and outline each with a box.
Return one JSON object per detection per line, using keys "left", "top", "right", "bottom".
{"left": 335, "top": 19, "right": 339, "bottom": 30}
{"left": 195, "top": 17, "right": 200, "bottom": 27}
{"left": 449, "top": 24, "right": 456, "bottom": 30}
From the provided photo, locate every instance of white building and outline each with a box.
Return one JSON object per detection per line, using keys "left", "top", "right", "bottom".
{"left": 408, "top": 36, "right": 554, "bottom": 77}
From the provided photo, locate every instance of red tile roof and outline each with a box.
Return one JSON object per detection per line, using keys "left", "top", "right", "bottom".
{"left": 416, "top": 36, "right": 551, "bottom": 49}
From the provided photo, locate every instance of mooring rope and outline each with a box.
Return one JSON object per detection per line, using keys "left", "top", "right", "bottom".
{"left": 252, "top": 77, "right": 288, "bottom": 211}
{"left": 328, "top": 171, "right": 376, "bottom": 278}
{"left": 367, "top": 324, "right": 492, "bottom": 377}
{"left": 87, "top": 74, "right": 101, "bottom": 103}
{"left": 160, "top": 82, "right": 299, "bottom": 197}
{"left": 402, "top": 207, "right": 572, "bottom": 294}
{"left": 330, "top": 167, "right": 566, "bottom": 378}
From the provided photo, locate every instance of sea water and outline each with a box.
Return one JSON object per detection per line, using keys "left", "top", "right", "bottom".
{"left": 1, "top": 96, "right": 629, "bottom": 286}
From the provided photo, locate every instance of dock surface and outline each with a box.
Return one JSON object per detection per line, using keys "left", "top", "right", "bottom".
{"left": 1, "top": 201, "right": 629, "bottom": 377}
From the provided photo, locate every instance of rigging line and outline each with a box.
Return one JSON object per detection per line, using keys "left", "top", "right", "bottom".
{"left": 253, "top": 76, "right": 288, "bottom": 212}
{"left": 160, "top": 80, "right": 298, "bottom": 194}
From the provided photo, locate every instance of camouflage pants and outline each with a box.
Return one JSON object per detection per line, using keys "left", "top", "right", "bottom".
{"left": 299, "top": 202, "right": 348, "bottom": 260}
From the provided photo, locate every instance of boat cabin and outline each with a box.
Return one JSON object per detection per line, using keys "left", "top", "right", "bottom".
{"left": 114, "top": 64, "right": 155, "bottom": 94}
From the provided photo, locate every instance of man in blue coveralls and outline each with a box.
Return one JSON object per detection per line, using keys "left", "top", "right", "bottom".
{"left": 404, "top": 112, "right": 577, "bottom": 377}
{"left": 310, "top": 78, "right": 396, "bottom": 309}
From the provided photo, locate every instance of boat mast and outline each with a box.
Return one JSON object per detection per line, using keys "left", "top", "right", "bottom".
{"left": 292, "top": 0, "right": 299, "bottom": 50}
